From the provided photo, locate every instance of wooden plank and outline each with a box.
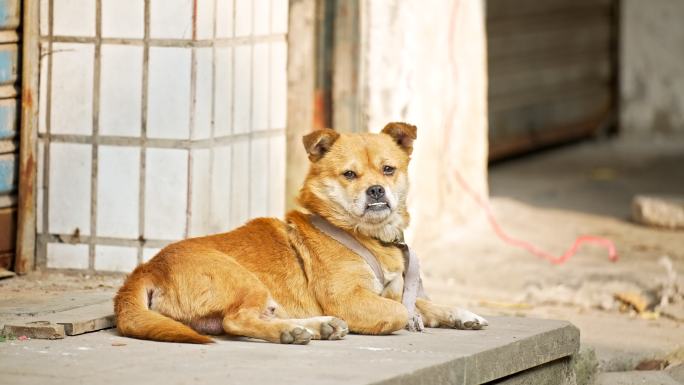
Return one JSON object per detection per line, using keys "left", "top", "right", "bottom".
{"left": 16, "top": 0, "right": 40, "bottom": 274}
{"left": 489, "top": 57, "right": 611, "bottom": 98}
{"left": 50, "top": 301, "right": 116, "bottom": 336}
{"left": 488, "top": 24, "right": 611, "bottom": 60}
{"left": 487, "top": 0, "right": 612, "bottom": 20}
{"left": 0, "top": 207, "right": 15, "bottom": 253}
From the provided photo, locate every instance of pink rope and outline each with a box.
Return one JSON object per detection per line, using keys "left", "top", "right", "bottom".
{"left": 453, "top": 170, "right": 619, "bottom": 265}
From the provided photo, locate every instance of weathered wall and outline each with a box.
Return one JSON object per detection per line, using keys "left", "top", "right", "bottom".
{"left": 362, "top": 1, "right": 489, "bottom": 240}
{"left": 621, "top": 0, "right": 684, "bottom": 137}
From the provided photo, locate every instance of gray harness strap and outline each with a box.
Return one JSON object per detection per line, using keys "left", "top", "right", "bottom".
{"left": 309, "top": 215, "right": 425, "bottom": 332}
{"left": 310, "top": 215, "right": 386, "bottom": 285}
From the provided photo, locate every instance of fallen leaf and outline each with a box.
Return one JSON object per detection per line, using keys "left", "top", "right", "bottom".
{"left": 614, "top": 292, "right": 648, "bottom": 313}
{"left": 111, "top": 342, "right": 127, "bottom": 347}
{"left": 636, "top": 359, "right": 668, "bottom": 371}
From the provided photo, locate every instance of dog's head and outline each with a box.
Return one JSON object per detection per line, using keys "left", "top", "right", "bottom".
{"left": 298, "top": 122, "right": 417, "bottom": 242}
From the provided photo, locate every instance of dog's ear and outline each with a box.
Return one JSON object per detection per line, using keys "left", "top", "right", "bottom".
{"left": 302, "top": 128, "right": 340, "bottom": 162}
{"left": 382, "top": 122, "right": 417, "bottom": 155}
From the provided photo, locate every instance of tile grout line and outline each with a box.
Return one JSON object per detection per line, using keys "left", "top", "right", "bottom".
{"left": 228, "top": 0, "right": 236, "bottom": 228}
{"left": 266, "top": 0, "right": 273, "bottom": 215}
{"left": 138, "top": 0, "right": 151, "bottom": 264}
{"left": 88, "top": 0, "right": 103, "bottom": 271}
{"left": 208, "top": 0, "right": 218, "bottom": 234}
{"left": 39, "top": 0, "right": 55, "bottom": 268}
{"left": 40, "top": 34, "right": 286, "bottom": 47}
{"left": 185, "top": 0, "right": 199, "bottom": 239}
{"left": 247, "top": 0, "right": 255, "bottom": 220}
{"left": 38, "top": 233, "right": 176, "bottom": 250}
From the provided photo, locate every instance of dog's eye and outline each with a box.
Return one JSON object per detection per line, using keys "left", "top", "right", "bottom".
{"left": 383, "top": 165, "right": 396, "bottom": 176}
{"left": 342, "top": 170, "right": 357, "bottom": 180}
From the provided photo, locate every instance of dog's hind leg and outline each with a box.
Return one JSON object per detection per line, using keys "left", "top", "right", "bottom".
{"left": 221, "top": 289, "right": 314, "bottom": 344}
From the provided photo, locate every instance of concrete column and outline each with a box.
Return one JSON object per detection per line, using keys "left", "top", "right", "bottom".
{"left": 361, "top": 1, "right": 490, "bottom": 241}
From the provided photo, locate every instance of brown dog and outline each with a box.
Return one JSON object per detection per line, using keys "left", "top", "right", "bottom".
{"left": 114, "top": 122, "right": 487, "bottom": 344}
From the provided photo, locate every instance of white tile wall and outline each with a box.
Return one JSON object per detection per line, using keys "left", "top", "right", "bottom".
{"left": 49, "top": 142, "right": 91, "bottom": 236}
{"left": 249, "top": 136, "right": 268, "bottom": 218}
{"left": 268, "top": 134, "right": 286, "bottom": 216}
{"left": 271, "top": 0, "right": 289, "bottom": 34}
{"left": 230, "top": 140, "right": 249, "bottom": 227}
{"left": 102, "top": 0, "right": 145, "bottom": 39}
{"left": 40, "top": 0, "right": 49, "bottom": 36}
{"left": 47, "top": 243, "right": 89, "bottom": 269}
{"left": 253, "top": 0, "right": 270, "bottom": 36}
{"left": 270, "top": 41, "right": 287, "bottom": 129}
{"left": 196, "top": 0, "right": 215, "bottom": 40}
{"left": 252, "top": 42, "right": 269, "bottom": 131}
{"left": 189, "top": 148, "right": 211, "bottom": 236}
{"left": 147, "top": 47, "right": 192, "bottom": 139}
{"left": 53, "top": 0, "right": 95, "bottom": 37}
{"left": 233, "top": 45, "right": 251, "bottom": 134}
{"left": 150, "top": 0, "right": 193, "bottom": 39}
{"left": 36, "top": 141, "right": 45, "bottom": 232}
{"left": 214, "top": 48, "right": 233, "bottom": 137}
{"left": 193, "top": 48, "right": 213, "bottom": 140}
{"left": 100, "top": 45, "right": 143, "bottom": 137}
{"left": 234, "top": 0, "right": 252, "bottom": 37}
{"left": 216, "top": 0, "right": 235, "bottom": 38}
{"left": 211, "top": 145, "right": 232, "bottom": 232}
{"left": 143, "top": 247, "right": 162, "bottom": 262}
{"left": 95, "top": 245, "right": 139, "bottom": 272}
{"left": 97, "top": 146, "right": 140, "bottom": 238}
{"left": 144, "top": 148, "right": 188, "bottom": 240}
{"left": 51, "top": 43, "right": 94, "bottom": 135}
{"left": 38, "top": 43, "right": 49, "bottom": 134}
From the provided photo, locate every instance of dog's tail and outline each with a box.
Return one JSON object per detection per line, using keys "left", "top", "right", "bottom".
{"left": 114, "top": 271, "right": 213, "bottom": 344}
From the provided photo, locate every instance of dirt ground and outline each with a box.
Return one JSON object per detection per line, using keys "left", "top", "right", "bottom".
{"left": 1, "top": 136, "right": 683, "bottom": 377}
{"left": 417, "top": 136, "right": 684, "bottom": 371}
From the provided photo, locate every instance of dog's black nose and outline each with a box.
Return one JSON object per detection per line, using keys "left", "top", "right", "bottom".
{"left": 366, "top": 185, "right": 385, "bottom": 200}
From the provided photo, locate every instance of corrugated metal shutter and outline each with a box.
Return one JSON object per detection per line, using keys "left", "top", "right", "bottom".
{"left": 0, "top": 0, "right": 20, "bottom": 270}
{"left": 486, "top": 0, "right": 618, "bottom": 160}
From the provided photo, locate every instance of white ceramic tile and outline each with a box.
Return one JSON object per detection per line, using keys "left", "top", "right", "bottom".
{"left": 143, "top": 247, "right": 161, "bottom": 262}
{"left": 216, "top": 0, "right": 234, "bottom": 38}
{"left": 214, "top": 47, "right": 232, "bottom": 137}
{"left": 230, "top": 140, "right": 249, "bottom": 228}
{"left": 233, "top": 45, "right": 251, "bottom": 134}
{"left": 49, "top": 142, "right": 91, "bottom": 235}
{"left": 38, "top": 43, "right": 49, "bottom": 134}
{"left": 234, "top": 0, "right": 252, "bottom": 36}
{"left": 270, "top": 41, "right": 287, "bottom": 129}
{"left": 253, "top": 0, "right": 269, "bottom": 36}
{"left": 196, "top": 0, "right": 215, "bottom": 40}
{"left": 40, "top": 0, "right": 49, "bottom": 36}
{"left": 193, "top": 48, "right": 213, "bottom": 139}
{"left": 271, "top": 0, "right": 288, "bottom": 34}
{"left": 102, "top": 0, "right": 144, "bottom": 38}
{"left": 268, "top": 133, "right": 285, "bottom": 216}
{"left": 37, "top": 140, "right": 45, "bottom": 233}
{"left": 47, "top": 243, "right": 89, "bottom": 269}
{"left": 189, "top": 148, "right": 210, "bottom": 236}
{"left": 150, "top": 0, "right": 193, "bottom": 39}
{"left": 249, "top": 136, "right": 268, "bottom": 218}
{"left": 50, "top": 43, "right": 94, "bottom": 135}
{"left": 97, "top": 146, "right": 140, "bottom": 238}
{"left": 252, "top": 42, "right": 269, "bottom": 131}
{"left": 144, "top": 148, "right": 188, "bottom": 240}
{"left": 147, "top": 47, "right": 191, "bottom": 139}
{"left": 100, "top": 45, "right": 143, "bottom": 137}
{"left": 95, "top": 245, "right": 139, "bottom": 272}
{"left": 53, "top": 0, "right": 95, "bottom": 37}
{"left": 211, "top": 145, "right": 232, "bottom": 232}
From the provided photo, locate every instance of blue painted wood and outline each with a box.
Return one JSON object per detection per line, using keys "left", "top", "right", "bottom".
{"left": 0, "top": 45, "right": 18, "bottom": 86}
{"left": 0, "top": 98, "right": 16, "bottom": 139}
{"left": 0, "top": 0, "right": 20, "bottom": 29}
{"left": 0, "top": 153, "right": 17, "bottom": 194}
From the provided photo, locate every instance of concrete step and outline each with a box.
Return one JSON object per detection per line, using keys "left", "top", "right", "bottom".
{"left": 0, "top": 316, "right": 579, "bottom": 385}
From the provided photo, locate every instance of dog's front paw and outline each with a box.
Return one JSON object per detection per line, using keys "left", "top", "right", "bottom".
{"left": 320, "top": 317, "right": 349, "bottom": 340}
{"left": 447, "top": 309, "right": 488, "bottom": 330}
{"left": 406, "top": 313, "right": 424, "bottom": 332}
